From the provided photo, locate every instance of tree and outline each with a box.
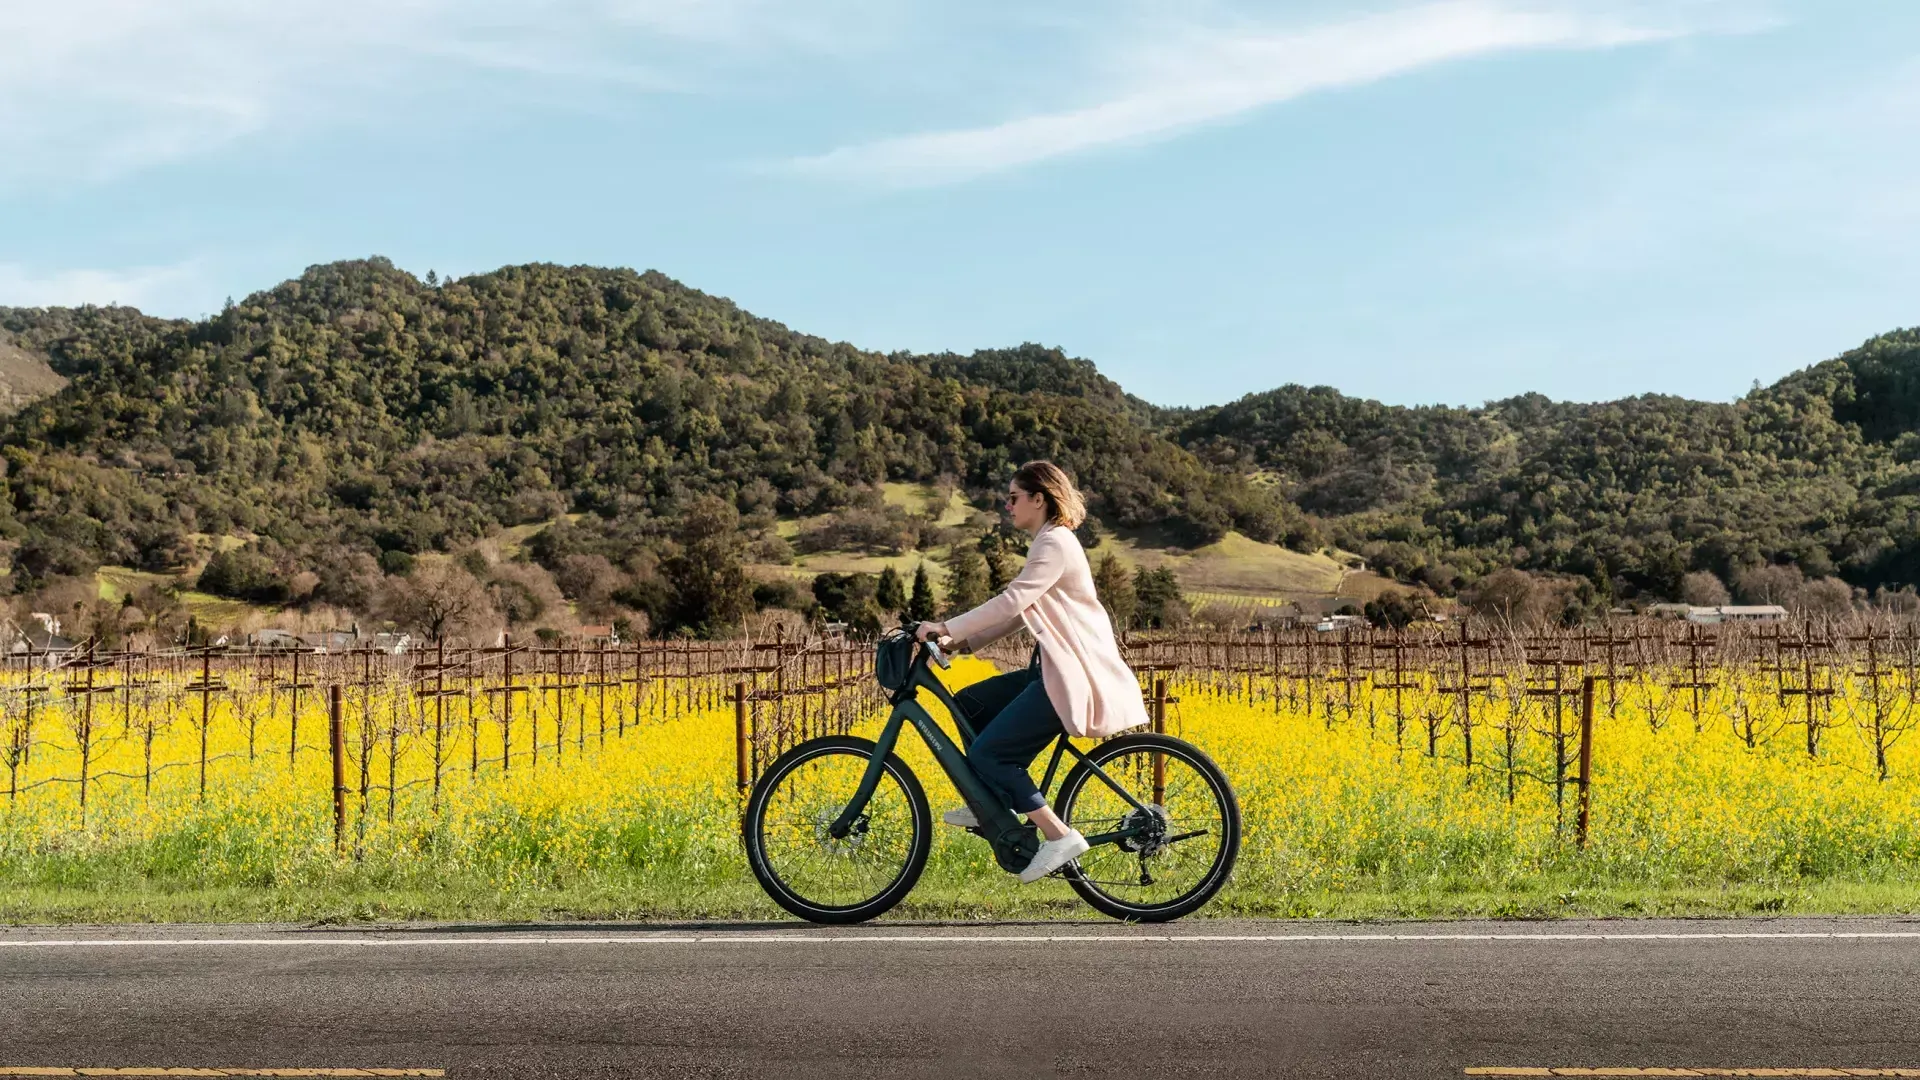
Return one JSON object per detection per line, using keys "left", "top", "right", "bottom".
{"left": 810, "top": 571, "right": 881, "bottom": 636}
{"left": 379, "top": 562, "right": 496, "bottom": 642}
{"left": 1363, "top": 590, "right": 1422, "bottom": 629}
{"left": 1091, "top": 552, "right": 1136, "bottom": 628}
{"left": 1132, "top": 566, "right": 1188, "bottom": 629}
{"left": 659, "top": 496, "right": 755, "bottom": 638}
{"left": 1462, "top": 568, "right": 1541, "bottom": 627}
{"left": 1734, "top": 564, "right": 1804, "bottom": 606}
{"left": 943, "top": 545, "right": 989, "bottom": 614}
{"left": 1794, "top": 576, "right": 1856, "bottom": 617}
{"left": 1680, "top": 570, "right": 1731, "bottom": 607}
{"left": 196, "top": 547, "right": 289, "bottom": 604}
{"left": 875, "top": 565, "right": 905, "bottom": 618}
{"left": 907, "top": 562, "right": 937, "bottom": 622}
{"left": 984, "top": 548, "right": 1011, "bottom": 592}
{"left": 1074, "top": 518, "right": 1102, "bottom": 550}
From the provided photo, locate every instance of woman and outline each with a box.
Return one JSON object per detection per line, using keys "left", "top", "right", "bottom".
{"left": 915, "top": 460, "right": 1151, "bottom": 883}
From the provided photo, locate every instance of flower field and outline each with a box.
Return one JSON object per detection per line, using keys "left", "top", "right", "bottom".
{"left": 6, "top": 624, "right": 1920, "bottom": 921}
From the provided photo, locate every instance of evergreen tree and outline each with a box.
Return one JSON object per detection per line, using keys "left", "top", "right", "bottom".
{"left": 907, "top": 562, "right": 937, "bottom": 622}
{"left": 810, "top": 571, "right": 881, "bottom": 636}
{"left": 979, "top": 532, "right": 1012, "bottom": 591}
{"left": 1132, "top": 566, "right": 1187, "bottom": 629}
{"left": 659, "top": 496, "right": 755, "bottom": 638}
{"left": 875, "top": 565, "right": 906, "bottom": 617}
{"left": 943, "top": 545, "right": 989, "bottom": 614}
{"left": 1091, "top": 551, "right": 1136, "bottom": 627}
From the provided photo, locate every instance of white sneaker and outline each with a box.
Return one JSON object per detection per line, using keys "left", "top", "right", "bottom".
{"left": 941, "top": 806, "right": 980, "bottom": 829}
{"left": 1018, "top": 829, "right": 1090, "bottom": 883}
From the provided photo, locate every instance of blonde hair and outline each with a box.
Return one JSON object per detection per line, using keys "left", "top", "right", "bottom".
{"left": 1012, "top": 460, "right": 1087, "bottom": 530}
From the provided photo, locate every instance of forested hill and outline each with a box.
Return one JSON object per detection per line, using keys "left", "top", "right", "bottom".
{"left": 0, "top": 258, "right": 1292, "bottom": 589}
{"left": 1174, "top": 328, "right": 1920, "bottom": 598}
{"left": 0, "top": 255, "right": 1916, "bottom": 608}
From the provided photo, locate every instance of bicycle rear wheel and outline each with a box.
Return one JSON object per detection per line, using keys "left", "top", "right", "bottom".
{"left": 1056, "top": 733, "right": 1240, "bottom": 923}
{"left": 743, "top": 735, "right": 931, "bottom": 924}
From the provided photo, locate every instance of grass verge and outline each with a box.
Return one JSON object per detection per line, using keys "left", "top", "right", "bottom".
{"left": 7, "top": 869, "right": 1920, "bottom": 925}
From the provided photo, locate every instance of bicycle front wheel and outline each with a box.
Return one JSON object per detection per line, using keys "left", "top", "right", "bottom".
{"left": 743, "top": 735, "right": 931, "bottom": 924}
{"left": 1057, "top": 732, "right": 1240, "bottom": 922}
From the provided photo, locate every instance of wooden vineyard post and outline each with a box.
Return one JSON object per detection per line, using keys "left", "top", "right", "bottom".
{"left": 1370, "top": 634, "right": 1423, "bottom": 755}
{"left": 185, "top": 648, "right": 228, "bottom": 798}
{"left": 1672, "top": 625, "right": 1717, "bottom": 734}
{"left": 329, "top": 684, "right": 347, "bottom": 854}
{"left": 1851, "top": 628, "right": 1895, "bottom": 781}
{"left": 413, "top": 639, "right": 465, "bottom": 812}
{"left": 280, "top": 650, "right": 315, "bottom": 770}
{"left": 1576, "top": 675, "right": 1595, "bottom": 849}
{"left": 596, "top": 645, "right": 608, "bottom": 748}
{"left": 484, "top": 636, "right": 531, "bottom": 772}
{"left": 734, "top": 681, "right": 750, "bottom": 794}
{"left": 1437, "top": 623, "right": 1493, "bottom": 775}
{"left": 1151, "top": 677, "right": 1167, "bottom": 807}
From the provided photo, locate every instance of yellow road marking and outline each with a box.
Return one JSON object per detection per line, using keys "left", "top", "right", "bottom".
{"left": 1468, "top": 1071, "right": 1920, "bottom": 1077}
{"left": 0, "top": 1071, "right": 443, "bottom": 1077}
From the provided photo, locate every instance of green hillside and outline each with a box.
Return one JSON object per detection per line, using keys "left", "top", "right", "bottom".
{"left": 0, "top": 256, "right": 1915, "bottom": 638}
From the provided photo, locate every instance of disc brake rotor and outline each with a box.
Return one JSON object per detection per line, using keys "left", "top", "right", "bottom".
{"left": 1116, "top": 804, "right": 1171, "bottom": 858}
{"left": 812, "top": 810, "right": 869, "bottom": 855}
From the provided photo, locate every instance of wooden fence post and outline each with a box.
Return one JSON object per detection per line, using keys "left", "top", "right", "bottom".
{"left": 1576, "top": 675, "right": 1595, "bottom": 849}
{"left": 1151, "top": 677, "right": 1167, "bottom": 806}
{"left": 735, "top": 681, "right": 750, "bottom": 794}
{"left": 329, "top": 684, "right": 346, "bottom": 854}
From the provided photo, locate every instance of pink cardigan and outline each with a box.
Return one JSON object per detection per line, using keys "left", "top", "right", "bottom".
{"left": 944, "top": 522, "right": 1151, "bottom": 739}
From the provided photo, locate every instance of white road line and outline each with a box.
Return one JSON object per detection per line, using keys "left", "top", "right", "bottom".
{"left": 2, "top": 931, "right": 1920, "bottom": 947}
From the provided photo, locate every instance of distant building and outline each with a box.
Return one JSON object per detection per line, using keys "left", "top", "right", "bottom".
{"left": 1701, "top": 605, "right": 1789, "bottom": 624}
{"left": 1647, "top": 604, "right": 1789, "bottom": 625}
{"left": 247, "top": 628, "right": 306, "bottom": 650}
{"left": 1313, "top": 613, "right": 1370, "bottom": 633}
{"left": 244, "top": 626, "right": 412, "bottom": 653}
{"left": 8, "top": 624, "right": 78, "bottom": 659}
{"left": 578, "top": 624, "right": 619, "bottom": 646}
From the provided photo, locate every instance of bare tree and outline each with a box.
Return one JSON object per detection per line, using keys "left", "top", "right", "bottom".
{"left": 1733, "top": 564, "right": 1804, "bottom": 606}
{"left": 379, "top": 562, "right": 497, "bottom": 642}
{"left": 1794, "top": 576, "right": 1856, "bottom": 617}
{"left": 1680, "top": 570, "right": 1731, "bottom": 607}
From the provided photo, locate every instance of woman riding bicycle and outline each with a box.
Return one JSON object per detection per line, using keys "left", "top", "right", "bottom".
{"left": 914, "top": 460, "right": 1152, "bottom": 883}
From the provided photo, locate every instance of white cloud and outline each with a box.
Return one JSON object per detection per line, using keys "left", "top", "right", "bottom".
{"left": 0, "top": 0, "right": 902, "bottom": 185}
{"left": 0, "top": 261, "right": 212, "bottom": 313}
{"left": 790, "top": 1, "right": 1711, "bottom": 186}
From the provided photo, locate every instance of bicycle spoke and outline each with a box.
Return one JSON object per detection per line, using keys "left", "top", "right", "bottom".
{"left": 1063, "top": 743, "right": 1230, "bottom": 906}
{"left": 755, "top": 747, "right": 921, "bottom": 911}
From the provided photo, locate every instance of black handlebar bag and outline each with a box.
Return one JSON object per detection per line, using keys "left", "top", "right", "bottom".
{"left": 874, "top": 629, "right": 916, "bottom": 693}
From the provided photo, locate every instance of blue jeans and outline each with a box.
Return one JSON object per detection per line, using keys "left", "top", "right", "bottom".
{"left": 952, "top": 657, "right": 1061, "bottom": 814}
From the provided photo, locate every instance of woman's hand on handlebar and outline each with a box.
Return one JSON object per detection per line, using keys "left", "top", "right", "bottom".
{"left": 913, "top": 621, "right": 949, "bottom": 645}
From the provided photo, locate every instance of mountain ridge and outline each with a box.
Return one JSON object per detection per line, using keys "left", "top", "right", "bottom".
{"left": 1, "top": 257, "right": 1916, "bottom": 611}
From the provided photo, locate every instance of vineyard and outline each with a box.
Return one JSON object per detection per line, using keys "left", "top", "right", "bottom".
{"left": 7, "top": 620, "right": 1920, "bottom": 921}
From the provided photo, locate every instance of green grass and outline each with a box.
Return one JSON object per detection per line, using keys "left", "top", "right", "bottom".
{"left": 7, "top": 868, "right": 1920, "bottom": 925}
{"left": 1098, "top": 530, "right": 1396, "bottom": 602}
{"left": 95, "top": 565, "right": 171, "bottom": 603}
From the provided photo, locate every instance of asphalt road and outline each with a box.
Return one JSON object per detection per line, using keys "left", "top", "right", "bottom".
{"left": 5, "top": 918, "right": 1920, "bottom": 1079}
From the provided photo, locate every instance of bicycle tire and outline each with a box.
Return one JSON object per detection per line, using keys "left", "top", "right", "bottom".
{"left": 1056, "top": 732, "right": 1240, "bottom": 923}
{"left": 743, "top": 735, "right": 931, "bottom": 924}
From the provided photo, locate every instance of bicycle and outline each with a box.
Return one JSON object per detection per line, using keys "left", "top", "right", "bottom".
{"left": 743, "top": 625, "right": 1241, "bottom": 924}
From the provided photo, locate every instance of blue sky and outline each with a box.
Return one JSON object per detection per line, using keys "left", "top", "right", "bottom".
{"left": 1, "top": 0, "right": 1915, "bottom": 409}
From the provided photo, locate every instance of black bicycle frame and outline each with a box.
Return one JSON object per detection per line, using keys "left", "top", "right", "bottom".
{"left": 828, "top": 643, "right": 1157, "bottom": 869}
